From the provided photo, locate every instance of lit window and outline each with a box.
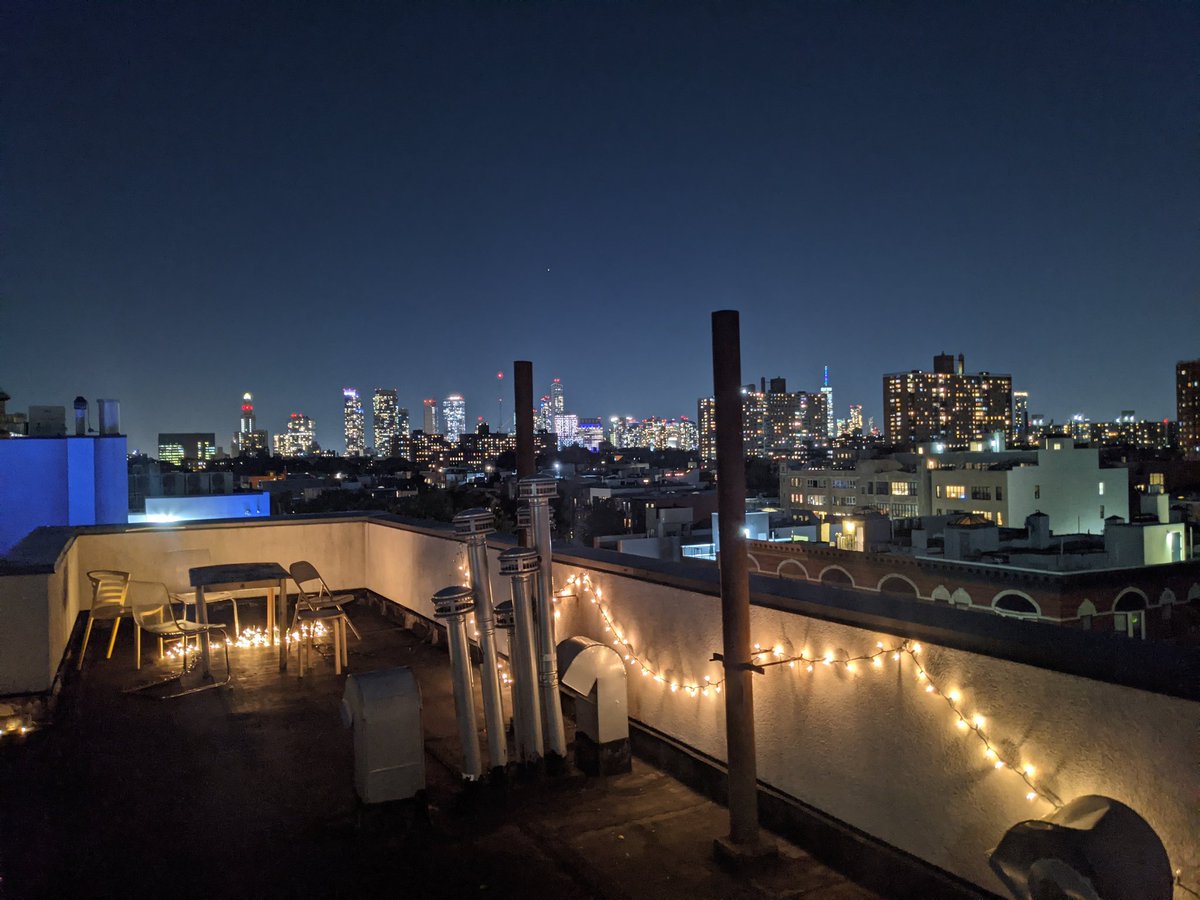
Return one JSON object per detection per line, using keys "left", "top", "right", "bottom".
{"left": 1098, "top": 482, "right": 1105, "bottom": 496}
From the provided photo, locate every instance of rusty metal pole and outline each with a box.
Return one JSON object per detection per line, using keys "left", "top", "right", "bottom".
{"left": 711, "top": 309, "right": 761, "bottom": 849}
{"left": 514, "top": 361, "right": 535, "bottom": 482}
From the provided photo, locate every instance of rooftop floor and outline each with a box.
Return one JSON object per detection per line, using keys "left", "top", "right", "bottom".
{"left": 1, "top": 599, "right": 879, "bottom": 899}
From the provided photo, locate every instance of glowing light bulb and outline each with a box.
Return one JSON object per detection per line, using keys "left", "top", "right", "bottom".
{"left": 917, "top": 670, "right": 926, "bottom": 680}
{"left": 924, "top": 685, "right": 934, "bottom": 693}
{"left": 984, "top": 748, "right": 996, "bottom": 760}
{"left": 806, "top": 664, "right": 814, "bottom": 673}
{"left": 670, "top": 683, "right": 678, "bottom": 692}
{"left": 912, "top": 643, "right": 922, "bottom": 654}
{"left": 892, "top": 652, "right": 900, "bottom": 661}
{"left": 788, "top": 661, "right": 796, "bottom": 669}
{"left": 1023, "top": 765, "right": 1035, "bottom": 776}
{"left": 872, "top": 657, "right": 882, "bottom": 668}
{"left": 654, "top": 674, "right": 665, "bottom": 683}
{"left": 773, "top": 644, "right": 784, "bottom": 657}
{"left": 846, "top": 662, "right": 856, "bottom": 673}
{"left": 1026, "top": 792, "right": 1037, "bottom": 801}
{"left": 994, "top": 761, "right": 1005, "bottom": 769}
{"left": 973, "top": 715, "right": 986, "bottom": 729}
{"left": 956, "top": 719, "right": 968, "bottom": 731}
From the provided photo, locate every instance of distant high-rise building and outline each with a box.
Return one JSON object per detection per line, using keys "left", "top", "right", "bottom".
{"left": 741, "top": 384, "right": 767, "bottom": 457}
{"left": 423, "top": 398, "right": 439, "bottom": 435}
{"left": 396, "top": 407, "right": 411, "bottom": 459}
{"left": 343, "top": 388, "right": 365, "bottom": 456}
{"left": 537, "top": 395, "right": 552, "bottom": 432}
{"left": 698, "top": 397, "right": 717, "bottom": 466}
{"left": 820, "top": 366, "right": 834, "bottom": 438}
{"left": 442, "top": 394, "right": 466, "bottom": 443}
{"left": 233, "top": 392, "right": 268, "bottom": 456}
{"left": 552, "top": 412, "right": 579, "bottom": 449}
{"left": 1178, "top": 359, "right": 1200, "bottom": 460}
{"left": 848, "top": 404, "right": 863, "bottom": 435}
{"left": 1013, "top": 391, "right": 1030, "bottom": 444}
{"left": 577, "top": 417, "right": 604, "bottom": 452}
{"left": 273, "top": 414, "right": 317, "bottom": 457}
{"left": 883, "top": 354, "right": 1013, "bottom": 449}
{"left": 158, "top": 433, "right": 217, "bottom": 466}
{"left": 372, "top": 388, "right": 399, "bottom": 456}
{"left": 550, "top": 378, "right": 565, "bottom": 416}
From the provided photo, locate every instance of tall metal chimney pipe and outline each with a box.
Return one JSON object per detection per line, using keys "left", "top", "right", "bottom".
{"left": 453, "top": 509, "right": 508, "bottom": 772}
{"left": 520, "top": 475, "right": 566, "bottom": 760}
{"left": 514, "top": 361, "right": 535, "bottom": 482}
{"left": 498, "top": 548, "right": 543, "bottom": 762}
{"left": 433, "top": 585, "right": 483, "bottom": 781}
{"left": 711, "top": 310, "right": 762, "bottom": 848}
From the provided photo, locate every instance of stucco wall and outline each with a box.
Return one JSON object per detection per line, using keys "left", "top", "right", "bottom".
{"left": 359, "top": 522, "right": 1199, "bottom": 894}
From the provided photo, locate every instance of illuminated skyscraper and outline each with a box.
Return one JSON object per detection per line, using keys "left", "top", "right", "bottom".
{"left": 372, "top": 388, "right": 399, "bottom": 456}
{"left": 883, "top": 353, "right": 1013, "bottom": 449}
{"left": 550, "top": 378, "right": 565, "bottom": 416}
{"left": 848, "top": 404, "right": 863, "bottom": 434}
{"left": 552, "top": 412, "right": 579, "bottom": 449}
{"left": 396, "top": 407, "right": 410, "bottom": 459}
{"left": 233, "top": 392, "right": 268, "bottom": 456}
{"left": 422, "top": 398, "right": 439, "bottom": 435}
{"left": 441, "top": 394, "right": 466, "bottom": 443}
{"left": 820, "top": 366, "right": 834, "bottom": 438}
{"left": 1178, "top": 359, "right": 1200, "bottom": 460}
{"left": 1013, "top": 391, "right": 1030, "bottom": 444}
{"left": 698, "top": 397, "right": 717, "bottom": 466}
{"left": 537, "top": 395, "right": 552, "bottom": 432}
{"left": 273, "top": 413, "right": 317, "bottom": 457}
{"left": 343, "top": 388, "right": 365, "bottom": 456}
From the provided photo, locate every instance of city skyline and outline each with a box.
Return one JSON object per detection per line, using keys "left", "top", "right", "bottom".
{"left": 5, "top": 4, "right": 1196, "bottom": 454}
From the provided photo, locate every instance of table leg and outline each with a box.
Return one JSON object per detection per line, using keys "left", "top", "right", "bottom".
{"left": 267, "top": 586, "right": 275, "bottom": 646}
{"left": 196, "top": 585, "right": 213, "bottom": 679}
{"left": 278, "top": 577, "right": 289, "bottom": 673}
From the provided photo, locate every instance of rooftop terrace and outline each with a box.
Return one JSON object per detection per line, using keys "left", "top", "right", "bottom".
{"left": 0, "top": 600, "right": 877, "bottom": 898}
{"left": 2, "top": 513, "right": 1198, "bottom": 897}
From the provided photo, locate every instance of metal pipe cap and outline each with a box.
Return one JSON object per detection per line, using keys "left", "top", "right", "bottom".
{"left": 453, "top": 508, "right": 495, "bottom": 536}
{"left": 516, "top": 507, "right": 532, "bottom": 527}
{"left": 493, "top": 599, "right": 515, "bottom": 629}
{"left": 498, "top": 546, "right": 540, "bottom": 575}
{"left": 433, "top": 585, "right": 475, "bottom": 619}
{"left": 518, "top": 475, "right": 558, "bottom": 499}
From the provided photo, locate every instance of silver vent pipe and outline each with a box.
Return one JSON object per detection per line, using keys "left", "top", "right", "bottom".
{"left": 519, "top": 475, "right": 566, "bottom": 760}
{"left": 433, "top": 585, "right": 483, "bottom": 781}
{"left": 498, "top": 547, "right": 543, "bottom": 762}
{"left": 453, "top": 508, "right": 507, "bottom": 772}
{"left": 97, "top": 399, "right": 120, "bottom": 435}
{"left": 73, "top": 397, "right": 88, "bottom": 436}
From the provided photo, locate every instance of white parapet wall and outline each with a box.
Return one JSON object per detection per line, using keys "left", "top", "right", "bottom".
{"left": 362, "top": 520, "right": 1200, "bottom": 895}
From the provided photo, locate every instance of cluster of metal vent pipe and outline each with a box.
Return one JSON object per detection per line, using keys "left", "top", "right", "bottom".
{"left": 433, "top": 478, "right": 566, "bottom": 779}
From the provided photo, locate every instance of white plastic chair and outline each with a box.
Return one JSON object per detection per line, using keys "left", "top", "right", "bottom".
{"left": 78, "top": 570, "right": 131, "bottom": 669}
{"left": 126, "top": 580, "right": 231, "bottom": 695}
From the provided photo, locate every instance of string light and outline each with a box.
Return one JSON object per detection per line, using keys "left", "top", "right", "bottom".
{"left": 561, "top": 571, "right": 1063, "bottom": 809}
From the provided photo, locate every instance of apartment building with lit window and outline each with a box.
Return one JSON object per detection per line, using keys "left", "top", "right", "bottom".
{"left": 782, "top": 440, "right": 1127, "bottom": 536}
{"left": 884, "top": 353, "right": 1013, "bottom": 449}
{"left": 1178, "top": 358, "right": 1200, "bottom": 460}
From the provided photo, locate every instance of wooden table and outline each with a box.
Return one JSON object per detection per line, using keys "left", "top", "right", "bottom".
{"left": 190, "top": 562, "right": 291, "bottom": 676}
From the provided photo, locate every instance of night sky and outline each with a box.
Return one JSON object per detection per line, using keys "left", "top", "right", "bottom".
{"left": 4, "top": 2, "right": 1196, "bottom": 454}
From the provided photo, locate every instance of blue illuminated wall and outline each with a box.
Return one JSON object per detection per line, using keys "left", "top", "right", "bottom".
{"left": 128, "top": 491, "right": 272, "bottom": 524}
{"left": 0, "top": 436, "right": 129, "bottom": 556}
